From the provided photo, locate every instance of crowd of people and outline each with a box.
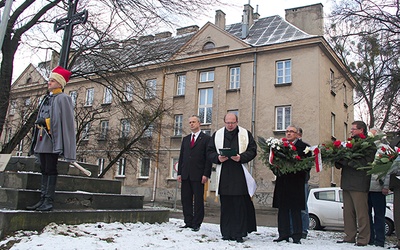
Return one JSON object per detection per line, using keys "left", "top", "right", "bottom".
{"left": 177, "top": 115, "right": 400, "bottom": 248}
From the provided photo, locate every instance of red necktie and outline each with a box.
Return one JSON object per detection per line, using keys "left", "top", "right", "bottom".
{"left": 190, "top": 134, "right": 195, "bottom": 148}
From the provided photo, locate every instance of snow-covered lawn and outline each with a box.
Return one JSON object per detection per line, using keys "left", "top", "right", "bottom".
{"left": 0, "top": 218, "right": 394, "bottom": 249}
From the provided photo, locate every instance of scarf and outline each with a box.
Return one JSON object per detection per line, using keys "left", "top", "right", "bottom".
{"left": 214, "top": 126, "right": 257, "bottom": 197}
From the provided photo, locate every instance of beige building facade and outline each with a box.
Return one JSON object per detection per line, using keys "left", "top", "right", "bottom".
{"left": 3, "top": 3, "right": 354, "bottom": 208}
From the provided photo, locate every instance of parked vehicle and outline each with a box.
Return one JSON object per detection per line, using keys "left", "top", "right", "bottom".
{"left": 308, "top": 187, "right": 394, "bottom": 236}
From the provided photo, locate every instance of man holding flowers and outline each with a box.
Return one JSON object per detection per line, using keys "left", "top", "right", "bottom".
{"left": 335, "top": 121, "right": 376, "bottom": 246}
{"left": 272, "top": 125, "right": 311, "bottom": 244}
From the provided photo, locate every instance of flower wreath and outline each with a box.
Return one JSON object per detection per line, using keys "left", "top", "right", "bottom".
{"left": 363, "top": 144, "right": 400, "bottom": 178}
{"left": 258, "top": 136, "right": 315, "bottom": 176}
{"left": 319, "top": 133, "right": 377, "bottom": 169}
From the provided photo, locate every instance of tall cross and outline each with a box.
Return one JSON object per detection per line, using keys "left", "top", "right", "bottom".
{"left": 54, "top": 0, "right": 88, "bottom": 68}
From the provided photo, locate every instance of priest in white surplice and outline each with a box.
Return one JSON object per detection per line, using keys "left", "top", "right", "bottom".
{"left": 207, "top": 113, "right": 257, "bottom": 243}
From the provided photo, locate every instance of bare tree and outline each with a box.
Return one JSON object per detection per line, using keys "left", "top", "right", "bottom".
{"left": 328, "top": 0, "right": 400, "bottom": 132}
{"left": 0, "top": 0, "right": 222, "bottom": 153}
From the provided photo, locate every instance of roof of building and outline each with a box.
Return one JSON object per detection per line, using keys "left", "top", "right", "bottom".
{"left": 72, "top": 32, "right": 196, "bottom": 74}
{"left": 72, "top": 14, "right": 315, "bottom": 74}
{"left": 226, "top": 15, "right": 314, "bottom": 46}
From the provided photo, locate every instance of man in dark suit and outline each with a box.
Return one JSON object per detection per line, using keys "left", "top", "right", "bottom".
{"left": 273, "top": 125, "right": 311, "bottom": 244}
{"left": 177, "top": 115, "right": 212, "bottom": 232}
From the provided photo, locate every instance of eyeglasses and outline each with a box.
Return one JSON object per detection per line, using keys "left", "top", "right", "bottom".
{"left": 225, "top": 122, "right": 237, "bottom": 125}
{"left": 350, "top": 128, "right": 360, "bottom": 131}
{"left": 285, "top": 130, "right": 297, "bottom": 133}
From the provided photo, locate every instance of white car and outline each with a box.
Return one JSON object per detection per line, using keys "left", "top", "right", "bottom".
{"left": 308, "top": 187, "right": 394, "bottom": 236}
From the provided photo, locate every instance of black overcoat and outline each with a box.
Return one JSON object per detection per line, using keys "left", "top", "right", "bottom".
{"left": 272, "top": 139, "right": 310, "bottom": 210}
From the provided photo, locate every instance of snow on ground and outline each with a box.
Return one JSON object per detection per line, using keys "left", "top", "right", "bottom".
{"left": 0, "top": 218, "right": 392, "bottom": 250}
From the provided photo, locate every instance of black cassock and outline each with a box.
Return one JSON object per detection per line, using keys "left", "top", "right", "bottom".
{"left": 208, "top": 127, "right": 257, "bottom": 239}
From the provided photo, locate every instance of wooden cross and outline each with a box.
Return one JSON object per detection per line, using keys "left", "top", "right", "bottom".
{"left": 54, "top": 0, "right": 88, "bottom": 68}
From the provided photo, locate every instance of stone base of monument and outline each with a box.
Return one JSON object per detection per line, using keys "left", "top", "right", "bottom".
{"left": 0, "top": 156, "right": 169, "bottom": 239}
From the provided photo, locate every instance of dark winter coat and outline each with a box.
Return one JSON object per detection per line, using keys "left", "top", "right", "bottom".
{"left": 272, "top": 139, "right": 311, "bottom": 210}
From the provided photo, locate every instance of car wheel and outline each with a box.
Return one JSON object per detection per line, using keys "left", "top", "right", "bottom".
{"left": 309, "top": 214, "right": 323, "bottom": 230}
{"left": 385, "top": 218, "right": 394, "bottom": 236}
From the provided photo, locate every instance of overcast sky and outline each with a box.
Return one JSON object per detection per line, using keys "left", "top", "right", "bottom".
{"left": 12, "top": 0, "right": 332, "bottom": 81}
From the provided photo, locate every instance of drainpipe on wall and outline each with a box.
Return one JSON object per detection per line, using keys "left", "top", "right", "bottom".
{"left": 250, "top": 52, "right": 257, "bottom": 175}
{"left": 151, "top": 69, "right": 166, "bottom": 204}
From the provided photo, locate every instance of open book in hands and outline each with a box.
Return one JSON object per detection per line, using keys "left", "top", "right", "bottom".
{"left": 219, "top": 148, "right": 238, "bottom": 157}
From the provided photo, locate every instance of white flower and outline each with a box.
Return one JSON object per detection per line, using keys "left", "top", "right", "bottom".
{"left": 304, "top": 146, "right": 311, "bottom": 154}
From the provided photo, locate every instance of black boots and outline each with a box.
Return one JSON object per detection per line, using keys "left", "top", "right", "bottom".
{"left": 26, "top": 175, "right": 48, "bottom": 210}
{"left": 35, "top": 175, "right": 57, "bottom": 211}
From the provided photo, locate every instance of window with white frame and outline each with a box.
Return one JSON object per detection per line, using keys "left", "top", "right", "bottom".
{"left": 69, "top": 90, "right": 77, "bottom": 107}
{"left": 170, "top": 157, "right": 179, "bottom": 179}
{"left": 24, "top": 97, "right": 31, "bottom": 106}
{"left": 174, "top": 115, "right": 183, "bottom": 136}
{"left": 18, "top": 140, "right": 24, "bottom": 151}
{"left": 145, "top": 79, "right": 156, "bottom": 99}
{"left": 85, "top": 88, "right": 94, "bottom": 106}
{"left": 139, "top": 157, "right": 150, "bottom": 178}
{"left": 97, "top": 158, "right": 105, "bottom": 176}
{"left": 120, "top": 119, "right": 130, "bottom": 138}
{"left": 343, "top": 122, "right": 348, "bottom": 141}
{"left": 116, "top": 157, "right": 126, "bottom": 177}
{"left": 199, "top": 70, "right": 214, "bottom": 82}
{"left": 176, "top": 74, "right": 186, "bottom": 96}
{"left": 276, "top": 60, "right": 292, "bottom": 84}
{"left": 9, "top": 100, "right": 16, "bottom": 115}
{"left": 144, "top": 124, "right": 154, "bottom": 138}
{"left": 100, "top": 120, "right": 109, "bottom": 140}
{"left": 103, "top": 86, "right": 113, "bottom": 104}
{"left": 82, "top": 122, "right": 90, "bottom": 140}
{"left": 198, "top": 88, "right": 213, "bottom": 124}
{"left": 330, "top": 69, "right": 335, "bottom": 92}
{"left": 275, "top": 106, "right": 291, "bottom": 131}
{"left": 229, "top": 67, "right": 240, "bottom": 89}
{"left": 16, "top": 140, "right": 24, "bottom": 156}
{"left": 331, "top": 113, "right": 336, "bottom": 138}
{"left": 124, "top": 83, "right": 133, "bottom": 102}
{"left": 5, "top": 127, "right": 12, "bottom": 143}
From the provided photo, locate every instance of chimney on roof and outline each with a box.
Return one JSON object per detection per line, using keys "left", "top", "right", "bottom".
{"left": 176, "top": 25, "right": 199, "bottom": 35}
{"left": 215, "top": 10, "right": 226, "bottom": 30}
{"left": 285, "top": 3, "right": 324, "bottom": 36}
{"left": 253, "top": 5, "right": 260, "bottom": 20}
{"left": 155, "top": 31, "right": 172, "bottom": 40}
{"left": 138, "top": 35, "right": 154, "bottom": 43}
{"left": 241, "top": 3, "right": 255, "bottom": 39}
